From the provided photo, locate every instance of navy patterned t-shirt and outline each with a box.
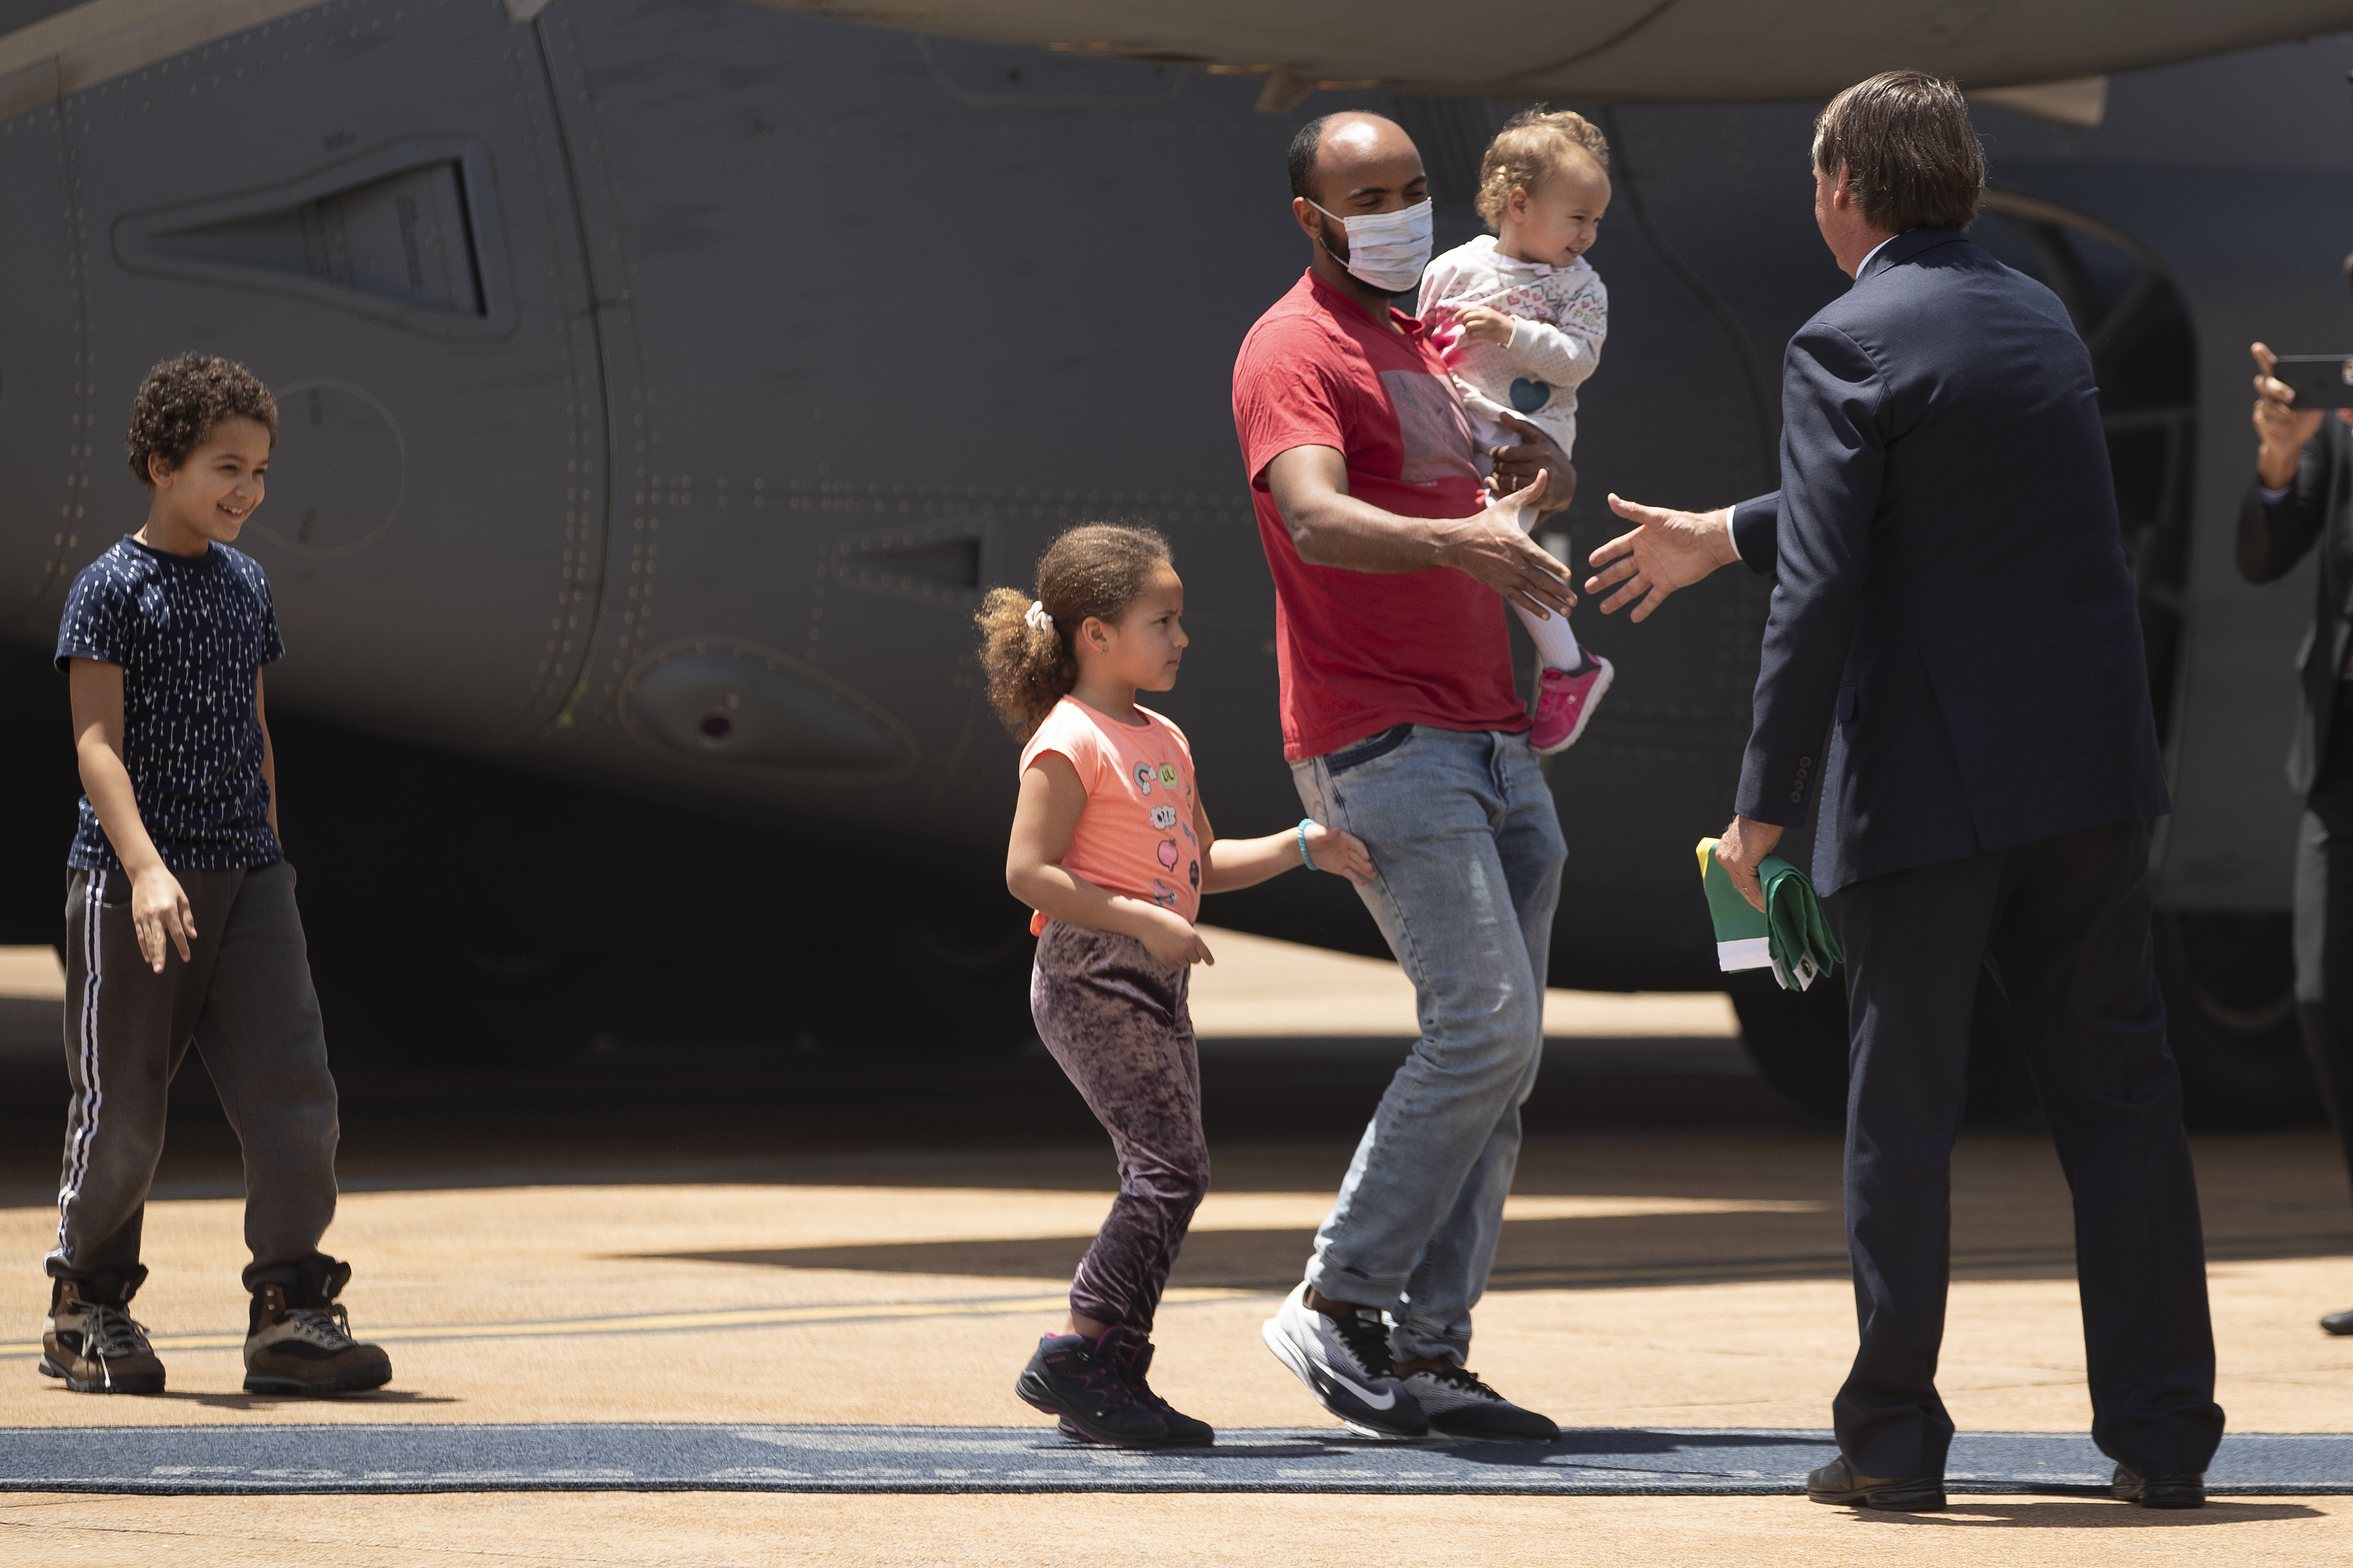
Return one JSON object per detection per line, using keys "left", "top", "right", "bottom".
{"left": 53, "top": 536, "right": 286, "bottom": 873}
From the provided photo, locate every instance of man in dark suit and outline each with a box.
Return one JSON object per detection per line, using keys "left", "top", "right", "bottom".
{"left": 1584, "top": 71, "right": 2223, "bottom": 1511}
{"left": 2241, "top": 339, "right": 2353, "bottom": 1337}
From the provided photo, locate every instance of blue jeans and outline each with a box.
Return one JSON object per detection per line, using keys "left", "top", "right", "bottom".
{"left": 1290, "top": 724, "right": 1566, "bottom": 1365}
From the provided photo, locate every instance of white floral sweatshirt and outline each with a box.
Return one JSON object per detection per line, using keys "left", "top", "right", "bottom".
{"left": 1418, "top": 235, "right": 1608, "bottom": 458}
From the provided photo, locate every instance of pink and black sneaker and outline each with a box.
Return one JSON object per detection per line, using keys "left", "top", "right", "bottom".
{"left": 1016, "top": 1329, "right": 1167, "bottom": 1447}
{"left": 1531, "top": 653, "right": 1614, "bottom": 755}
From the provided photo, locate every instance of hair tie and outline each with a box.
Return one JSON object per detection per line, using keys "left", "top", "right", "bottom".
{"left": 1024, "top": 600, "right": 1054, "bottom": 633}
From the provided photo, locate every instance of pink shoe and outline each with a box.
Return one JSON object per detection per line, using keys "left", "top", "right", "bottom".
{"left": 1530, "top": 655, "right": 1614, "bottom": 755}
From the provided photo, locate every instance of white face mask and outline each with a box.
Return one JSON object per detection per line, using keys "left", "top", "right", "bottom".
{"left": 1310, "top": 198, "right": 1434, "bottom": 296}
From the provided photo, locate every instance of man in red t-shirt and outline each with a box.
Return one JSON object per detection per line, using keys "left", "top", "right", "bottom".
{"left": 1237, "top": 111, "right": 1577, "bottom": 1447}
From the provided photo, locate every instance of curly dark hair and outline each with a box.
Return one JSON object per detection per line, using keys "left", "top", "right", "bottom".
{"left": 125, "top": 351, "right": 278, "bottom": 488}
{"left": 975, "top": 522, "right": 1173, "bottom": 741}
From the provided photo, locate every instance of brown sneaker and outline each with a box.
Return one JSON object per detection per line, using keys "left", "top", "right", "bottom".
{"left": 243, "top": 1260, "right": 392, "bottom": 1395}
{"left": 41, "top": 1273, "right": 166, "bottom": 1395}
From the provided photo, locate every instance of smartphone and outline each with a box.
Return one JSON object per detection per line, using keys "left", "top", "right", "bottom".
{"left": 2270, "top": 354, "right": 2353, "bottom": 409}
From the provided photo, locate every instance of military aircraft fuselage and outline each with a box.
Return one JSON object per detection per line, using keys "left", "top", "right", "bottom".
{"left": 1, "top": 1, "right": 2347, "bottom": 1102}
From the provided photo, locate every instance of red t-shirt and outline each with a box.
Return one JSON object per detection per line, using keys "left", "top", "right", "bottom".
{"left": 1233, "top": 269, "right": 1529, "bottom": 762}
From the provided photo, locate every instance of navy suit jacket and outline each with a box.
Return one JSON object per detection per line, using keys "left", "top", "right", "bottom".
{"left": 1727, "top": 227, "right": 2167, "bottom": 895}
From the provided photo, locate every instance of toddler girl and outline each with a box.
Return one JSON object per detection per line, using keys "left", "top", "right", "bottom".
{"left": 1421, "top": 107, "right": 1617, "bottom": 754}
{"left": 980, "top": 522, "right": 1372, "bottom": 1448}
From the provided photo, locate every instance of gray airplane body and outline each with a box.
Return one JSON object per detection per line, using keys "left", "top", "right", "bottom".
{"left": 0, "top": 0, "right": 2344, "bottom": 1114}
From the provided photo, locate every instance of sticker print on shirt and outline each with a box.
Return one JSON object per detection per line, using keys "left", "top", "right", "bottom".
{"left": 1151, "top": 804, "right": 1177, "bottom": 830}
{"left": 1156, "top": 839, "right": 1179, "bottom": 870}
{"left": 1149, "top": 877, "right": 1179, "bottom": 909}
{"left": 1157, "top": 764, "right": 1179, "bottom": 787}
{"left": 1133, "top": 763, "right": 1155, "bottom": 796}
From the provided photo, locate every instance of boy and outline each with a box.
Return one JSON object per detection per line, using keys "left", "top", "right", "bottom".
{"left": 1420, "top": 106, "right": 1617, "bottom": 755}
{"left": 44, "top": 351, "right": 390, "bottom": 1396}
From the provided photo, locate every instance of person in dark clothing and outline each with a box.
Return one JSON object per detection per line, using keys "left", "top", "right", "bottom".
{"left": 1582, "top": 71, "right": 2222, "bottom": 1513}
{"left": 46, "top": 352, "right": 391, "bottom": 1398}
{"left": 2238, "top": 338, "right": 2353, "bottom": 1339}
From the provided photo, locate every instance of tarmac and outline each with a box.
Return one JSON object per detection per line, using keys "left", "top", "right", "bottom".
{"left": 0, "top": 929, "right": 2345, "bottom": 1564}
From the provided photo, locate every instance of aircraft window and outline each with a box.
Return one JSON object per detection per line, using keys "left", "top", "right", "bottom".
{"left": 1972, "top": 191, "right": 2195, "bottom": 747}
{"left": 113, "top": 140, "right": 513, "bottom": 339}
{"left": 132, "top": 162, "right": 480, "bottom": 315}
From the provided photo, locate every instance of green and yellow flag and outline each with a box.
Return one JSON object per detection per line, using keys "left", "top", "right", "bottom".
{"left": 1695, "top": 838, "right": 1845, "bottom": 992}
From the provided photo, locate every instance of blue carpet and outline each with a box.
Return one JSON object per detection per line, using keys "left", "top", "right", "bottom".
{"left": 0, "top": 1425, "right": 2340, "bottom": 1495}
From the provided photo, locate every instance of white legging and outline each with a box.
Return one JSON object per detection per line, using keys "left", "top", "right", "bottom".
{"left": 1507, "top": 510, "right": 1583, "bottom": 672}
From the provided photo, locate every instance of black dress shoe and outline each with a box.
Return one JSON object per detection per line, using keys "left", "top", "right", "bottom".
{"left": 2112, "top": 1464, "right": 2206, "bottom": 1508}
{"left": 2322, "top": 1308, "right": 2353, "bottom": 1336}
{"left": 1806, "top": 1455, "right": 1946, "bottom": 1511}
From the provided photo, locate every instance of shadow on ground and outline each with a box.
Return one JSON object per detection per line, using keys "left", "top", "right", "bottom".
{"left": 1856, "top": 1501, "right": 2327, "bottom": 1527}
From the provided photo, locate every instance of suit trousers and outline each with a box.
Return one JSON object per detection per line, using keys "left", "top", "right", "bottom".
{"left": 2293, "top": 683, "right": 2353, "bottom": 1198}
{"left": 1833, "top": 820, "right": 2223, "bottom": 1480}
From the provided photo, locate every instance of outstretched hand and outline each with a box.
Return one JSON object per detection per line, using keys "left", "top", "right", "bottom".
{"left": 1585, "top": 494, "right": 1741, "bottom": 621}
{"left": 1440, "top": 471, "right": 1576, "bottom": 621}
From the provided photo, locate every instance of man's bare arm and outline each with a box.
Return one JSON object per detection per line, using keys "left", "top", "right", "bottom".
{"left": 1264, "top": 445, "right": 1574, "bottom": 620}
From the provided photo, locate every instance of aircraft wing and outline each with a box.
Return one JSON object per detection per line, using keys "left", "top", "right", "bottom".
{"left": 6, "top": 0, "right": 2353, "bottom": 119}
{"left": 754, "top": 0, "right": 2353, "bottom": 102}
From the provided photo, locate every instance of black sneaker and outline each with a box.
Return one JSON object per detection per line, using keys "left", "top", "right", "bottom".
{"left": 1059, "top": 1327, "right": 1213, "bottom": 1447}
{"left": 1260, "top": 1281, "right": 1427, "bottom": 1439}
{"left": 1401, "top": 1365, "right": 1559, "bottom": 1441}
{"left": 2322, "top": 1307, "right": 2352, "bottom": 1335}
{"left": 1016, "top": 1331, "right": 1167, "bottom": 1447}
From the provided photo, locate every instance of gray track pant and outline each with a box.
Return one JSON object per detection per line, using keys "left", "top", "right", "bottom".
{"left": 50, "top": 860, "right": 341, "bottom": 1293}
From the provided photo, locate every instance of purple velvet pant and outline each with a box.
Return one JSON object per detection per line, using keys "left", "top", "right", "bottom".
{"left": 1030, "top": 921, "right": 1209, "bottom": 1334}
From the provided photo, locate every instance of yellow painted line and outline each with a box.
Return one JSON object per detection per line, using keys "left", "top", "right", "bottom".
{"left": 0, "top": 1287, "right": 1265, "bottom": 1358}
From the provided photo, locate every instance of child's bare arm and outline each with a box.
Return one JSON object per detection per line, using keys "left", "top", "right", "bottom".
{"left": 1007, "top": 754, "right": 1213, "bottom": 968}
{"left": 68, "top": 658, "right": 194, "bottom": 972}
{"left": 256, "top": 670, "right": 278, "bottom": 834}
{"left": 1197, "top": 795, "right": 1374, "bottom": 893}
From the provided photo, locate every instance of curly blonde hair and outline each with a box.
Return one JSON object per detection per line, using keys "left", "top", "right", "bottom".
{"left": 976, "top": 522, "right": 1173, "bottom": 741}
{"left": 1474, "top": 108, "right": 1610, "bottom": 231}
{"left": 125, "top": 351, "right": 278, "bottom": 487}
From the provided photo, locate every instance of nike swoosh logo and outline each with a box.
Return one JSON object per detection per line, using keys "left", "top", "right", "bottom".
{"left": 1313, "top": 1362, "right": 1397, "bottom": 1410}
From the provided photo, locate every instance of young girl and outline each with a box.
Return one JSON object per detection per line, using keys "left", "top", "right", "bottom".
{"left": 1421, "top": 106, "right": 1618, "bottom": 756}
{"left": 979, "top": 522, "right": 1373, "bottom": 1449}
